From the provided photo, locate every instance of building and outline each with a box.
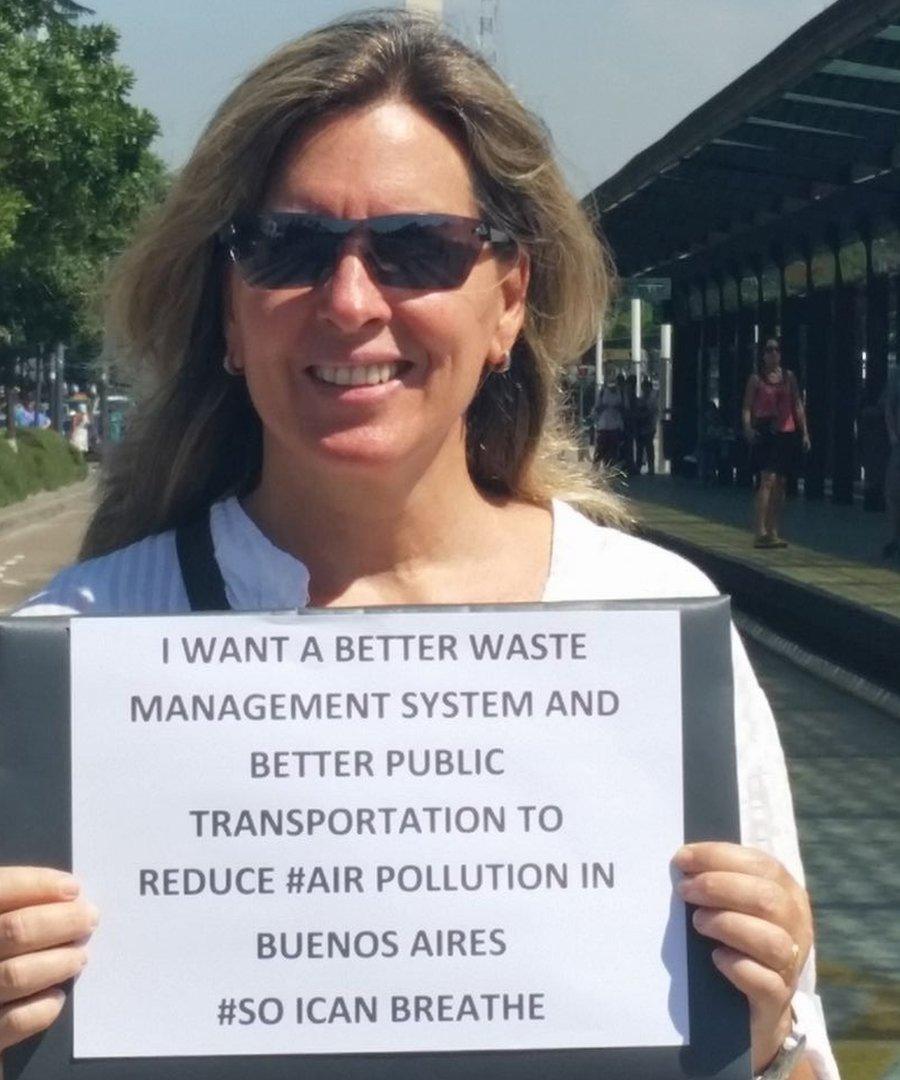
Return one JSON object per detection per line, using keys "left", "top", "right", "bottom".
{"left": 588, "top": 0, "right": 900, "bottom": 507}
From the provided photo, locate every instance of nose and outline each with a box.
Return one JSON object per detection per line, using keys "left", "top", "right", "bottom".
{"left": 317, "top": 240, "right": 393, "bottom": 334}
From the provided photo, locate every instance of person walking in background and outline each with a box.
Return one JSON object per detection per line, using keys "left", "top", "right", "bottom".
{"left": 622, "top": 372, "right": 639, "bottom": 474}
{"left": 884, "top": 365, "right": 900, "bottom": 560}
{"left": 742, "top": 338, "right": 811, "bottom": 549}
{"left": 68, "top": 403, "right": 90, "bottom": 454}
{"left": 635, "top": 375, "right": 659, "bottom": 475}
{"left": 592, "top": 372, "right": 625, "bottom": 468}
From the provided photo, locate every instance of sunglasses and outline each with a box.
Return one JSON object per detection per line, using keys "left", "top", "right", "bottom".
{"left": 220, "top": 211, "right": 517, "bottom": 291}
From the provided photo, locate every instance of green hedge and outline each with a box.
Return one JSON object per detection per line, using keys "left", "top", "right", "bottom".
{"left": 0, "top": 429, "right": 88, "bottom": 508}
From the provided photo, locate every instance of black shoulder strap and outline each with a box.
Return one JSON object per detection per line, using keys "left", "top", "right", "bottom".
{"left": 175, "top": 512, "right": 231, "bottom": 611}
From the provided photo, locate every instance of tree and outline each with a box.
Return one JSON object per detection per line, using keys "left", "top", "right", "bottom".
{"left": 0, "top": 0, "right": 167, "bottom": 427}
{"left": 1, "top": 0, "right": 93, "bottom": 34}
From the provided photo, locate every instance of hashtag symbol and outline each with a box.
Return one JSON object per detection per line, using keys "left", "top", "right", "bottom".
{"left": 285, "top": 866, "right": 305, "bottom": 893}
{"left": 217, "top": 998, "right": 237, "bottom": 1026}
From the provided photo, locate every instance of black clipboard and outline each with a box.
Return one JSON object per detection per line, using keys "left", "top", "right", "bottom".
{"left": 0, "top": 598, "right": 749, "bottom": 1079}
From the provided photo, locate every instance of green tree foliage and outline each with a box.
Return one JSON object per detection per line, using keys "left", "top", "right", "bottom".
{"left": 0, "top": 0, "right": 167, "bottom": 367}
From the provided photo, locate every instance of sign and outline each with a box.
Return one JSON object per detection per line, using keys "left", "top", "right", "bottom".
{"left": 627, "top": 277, "right": 672, "bottom": 303}
{"left": 0, "top": 599, "right": 748, "bottom": 1079}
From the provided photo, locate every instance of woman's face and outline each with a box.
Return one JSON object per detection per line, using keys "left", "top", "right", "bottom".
{"left": 224, "top": 99, "right": 529, "bottom": 484}
{"left": 762, "top": 340, "right": 781, "bottom": 373}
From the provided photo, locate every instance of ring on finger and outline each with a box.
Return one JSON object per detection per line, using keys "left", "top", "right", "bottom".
{"left": 779, "top": 940, "right": 800, "bottom": 982}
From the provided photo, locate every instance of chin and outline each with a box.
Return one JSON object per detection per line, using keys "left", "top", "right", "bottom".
{"left": 310, "top": 432, "right": 419, "bottom": 473}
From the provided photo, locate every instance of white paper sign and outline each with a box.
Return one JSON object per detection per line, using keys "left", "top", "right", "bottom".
{"left": 70, "top": 607, "right": 687, "bottom": 1059}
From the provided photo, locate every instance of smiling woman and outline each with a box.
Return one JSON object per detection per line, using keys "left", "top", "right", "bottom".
{"left": 67, "top": 9, "right": 624, "bottom": 577}
{"left": 8, "top": 10, "right": 835, "bottom": 1078}
{"left": 224, "top": 100, "right": 528, "bottom": 499}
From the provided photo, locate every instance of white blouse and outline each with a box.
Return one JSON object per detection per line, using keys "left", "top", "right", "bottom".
{"left": 17, "top": 497, "right": 838, "bottom": 1078}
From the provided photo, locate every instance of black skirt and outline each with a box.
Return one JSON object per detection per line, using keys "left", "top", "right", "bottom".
{"left": 752, "top": 424, "right": 801, "bottom": 478}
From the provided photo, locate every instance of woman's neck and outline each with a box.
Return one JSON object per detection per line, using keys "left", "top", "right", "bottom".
{"left": 241, "top": 441, "right": 551, "bottom": 606}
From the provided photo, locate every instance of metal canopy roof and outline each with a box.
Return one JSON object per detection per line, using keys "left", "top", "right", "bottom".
{"left": 589, "top": 0, "right": 900, "bottom": 282}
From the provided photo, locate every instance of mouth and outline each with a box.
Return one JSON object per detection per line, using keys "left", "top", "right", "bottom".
{"left": 310, "top": 362, "right": 411, "bottom": 387}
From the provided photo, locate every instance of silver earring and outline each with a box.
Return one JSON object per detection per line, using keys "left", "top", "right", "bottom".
{"left": 495, "top": 352, "right": 512, "bottom": 374}
{"left": 223, "top": 352, "right": 241, "bottom": 377}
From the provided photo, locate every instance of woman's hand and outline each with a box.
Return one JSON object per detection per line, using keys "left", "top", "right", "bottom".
{"left": 0, "top": 868, "right": 98, "bottom": 1053}
{"left": 673, "top": 843, "right": 812, "bottom": 1075}
{"left": 801, "top": 433, "right": 811, "bottom": 453}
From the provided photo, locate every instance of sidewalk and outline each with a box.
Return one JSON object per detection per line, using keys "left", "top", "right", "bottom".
{"left": 0, "top": 473, "right": 96, "bottom": 537}
{"left": 623, "top": 474, "right": 900, "bottom": 693}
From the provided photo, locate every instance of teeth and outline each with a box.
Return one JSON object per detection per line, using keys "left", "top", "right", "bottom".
{"left": 314, "top": 363, "right": 401, "bottom": 386}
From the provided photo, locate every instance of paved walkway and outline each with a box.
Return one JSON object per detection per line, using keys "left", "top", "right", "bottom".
{"left": 625, "top": 474, "right": 899, "bottom": 616}
{"left": 0, "top": 476, "right": 96, "bottom": 613}
{"left": 0, "top": 473, "right": 96, "bottom": 538}
{"left": 748, "top": 640, "right": 900, "bottom": 1080}
{"left": 623, "top": 474, "right": 900, "bottom": 692}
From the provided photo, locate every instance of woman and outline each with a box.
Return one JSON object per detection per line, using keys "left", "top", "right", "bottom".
{"left": 742, "top": 340, "right": 811, "bottom": 548}
{"left": 5, "top": 12, "right": 833, "bottom": 1077}
{"left": 592, "top": 372, "right": 626, "bottom": 468}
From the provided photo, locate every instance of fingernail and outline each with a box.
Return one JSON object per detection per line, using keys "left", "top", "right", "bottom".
{"left": 672, "top": 846, "right": 694, "bottom": 869}
{"left": 87, "top": 905, "right": 101, "bottom": 929}
{"left": 676, "top": 879, "right": 693, "bottom": 897}
{"left": 58, "top": 874, "right": 80, "bottom": 900}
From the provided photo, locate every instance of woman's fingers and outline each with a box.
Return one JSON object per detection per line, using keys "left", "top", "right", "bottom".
{"left": 678, "top": 870, "right": 796, "bottom": 929}
{"left": 692, "top": 909, "right": 800, "bottom": 984}
{"left": 673, "top": 846, "right": 810, "bottom": 1073}
{"left": 675, "top": 842, "right": 789, "bottom": 881}
{"left": 712, "top": 946, "right": 794, "bottom": 1009}
{"left": 674, "top": 844, "right": 812, "bottom": 984}
{"left": 0, "top": 868, "right": 80, "bottom": 913}
{"left": 0, "top": 900, "right": 99, "bottom": 961}
{"left": 0, "top": 987, "right": 66, "bottom": 1052}
{"left": 0, "top": 870, "right": 94, "bottom": 1051}
{"left": 0, "top": 945, "right": 87, "bottom": 1005}
{"left": 675, "top": 843, "right": 811, "bottom": 949}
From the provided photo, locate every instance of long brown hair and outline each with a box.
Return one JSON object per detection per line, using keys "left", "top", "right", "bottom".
{"left": 82, "top": 8, "right": 627, "bottom": 558}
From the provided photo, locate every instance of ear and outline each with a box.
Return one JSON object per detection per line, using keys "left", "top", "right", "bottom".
{"left": 487, "top": 250, "right": 530, "bottom": 368}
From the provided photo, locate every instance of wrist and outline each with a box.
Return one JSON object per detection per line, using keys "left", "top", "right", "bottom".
{"left": 753, "top": 1010, "right": 806, "bottom": 1079}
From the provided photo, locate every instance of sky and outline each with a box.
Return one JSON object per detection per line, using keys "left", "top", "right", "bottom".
{"left": 84, "top": 0, "right": 834, "bottom": 197}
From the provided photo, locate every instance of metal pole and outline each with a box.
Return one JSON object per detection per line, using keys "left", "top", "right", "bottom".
{"left": 33, "top": 349, "right": 43, "bottom": 427}
{"left": 631, "top": 298, "right": 642, "bottom": 383}
{"left": 595, "top": 324, "right": 604, "bottom": 391}
{"left": 54, "top": 343, "right": 66, "bottom": 433}
{"left": 659, "top": 323, "right": 673, "bottom": 475}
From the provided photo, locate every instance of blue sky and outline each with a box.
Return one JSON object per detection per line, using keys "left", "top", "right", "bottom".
{"left": 85, "top": 0, "right": 832, "bottom": 196}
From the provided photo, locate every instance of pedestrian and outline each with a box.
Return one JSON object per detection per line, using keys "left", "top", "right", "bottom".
{"left": 622, "top": 372, "right": 639, "bottom": 473}
{"left": 68, "top": 404, "right": 90, "bottom": 454}
{"left": 6, "top": 12, "right": 834, "bottom": 1077}
{"left": 883, "top": 365, "right": 900, "bottom": 560}
{"left": 591, "top": 372, "right": 625, "bottom": 467}
{"left": 741, "top": 338, "right": 811, "bottom": 548}
{"left": 635, "top": 375, "right": 659, "bottom": 475}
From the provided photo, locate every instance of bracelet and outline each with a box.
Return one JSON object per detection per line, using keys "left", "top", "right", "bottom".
{"left": 753, "top": 1023, "right": 807, "bottom": 1080}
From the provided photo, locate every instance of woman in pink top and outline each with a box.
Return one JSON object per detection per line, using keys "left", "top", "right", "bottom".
{"left": 742, "top": 338, "right": 811, "bottom": 548}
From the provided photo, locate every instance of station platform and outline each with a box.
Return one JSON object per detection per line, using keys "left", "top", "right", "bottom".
{"left": 622, "top": 474, "right": 900, "bottom": 695}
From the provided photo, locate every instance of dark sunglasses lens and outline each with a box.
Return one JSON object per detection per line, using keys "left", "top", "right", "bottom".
{"left": 233, "top": 222, "right": 337, "bottom": 288}
{"left": 369, "top": 221, "right": 480, "bottom": 288}
{"left": 230, "top": 216, "right": 491, "bottom": 290}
